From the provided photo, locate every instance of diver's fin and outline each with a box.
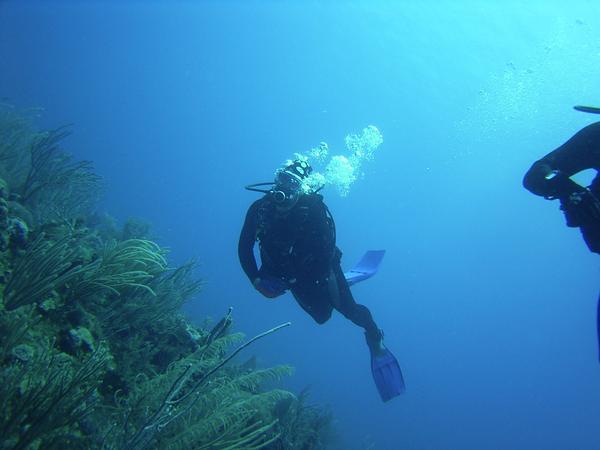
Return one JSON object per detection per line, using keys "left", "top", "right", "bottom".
{"left": 344, "top": 250, "right": 385, "bottom": 287}
{"left": 574, "top": 105, "right": 600, "bottom": 114}
{"left": 371, "top": 346, "right": 405, "bottom": 401}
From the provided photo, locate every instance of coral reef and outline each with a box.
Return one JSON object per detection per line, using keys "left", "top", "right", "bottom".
{"left": 0, "top": 104, "right": 334, "bottom": 449}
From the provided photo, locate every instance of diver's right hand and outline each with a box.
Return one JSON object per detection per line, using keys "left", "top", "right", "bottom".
{"left": 253, "top": 276, "right": 287, "bottom": 298}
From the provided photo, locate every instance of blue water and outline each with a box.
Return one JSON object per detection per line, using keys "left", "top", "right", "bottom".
{"left": 2, "top": 1, "right": 600, "bottom": 449}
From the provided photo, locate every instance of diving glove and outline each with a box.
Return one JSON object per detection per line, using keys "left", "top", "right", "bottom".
{"left": 253, "top": 276, "right": 287, "bottom": 299}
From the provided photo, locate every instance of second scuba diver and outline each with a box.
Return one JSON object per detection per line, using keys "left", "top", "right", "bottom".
{"left": 238, "top": 159, "right": 405, "bottom": 401}
{"left": 523, "top": 106, "right": 600, "bottom": 360}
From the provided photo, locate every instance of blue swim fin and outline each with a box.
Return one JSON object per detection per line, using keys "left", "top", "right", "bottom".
{"left": 597, "top": 295, "right": 599, "bottom": 363}
{"left": 371, "top": 346, "right": 405, "bottom": 402}
{"left": 344, "top": 250, "right": 385, "bottom": 287}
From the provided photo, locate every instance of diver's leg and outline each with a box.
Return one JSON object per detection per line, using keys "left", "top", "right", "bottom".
{"left": 329, "top": 262, "right": 382, "bottom": 348}
{"left": 290, "top": 280, "right": 334, "bottom": 325}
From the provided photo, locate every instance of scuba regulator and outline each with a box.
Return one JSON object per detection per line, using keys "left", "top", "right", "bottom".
{"left": 245, "top": 160, "right": 319, "bottom": 207}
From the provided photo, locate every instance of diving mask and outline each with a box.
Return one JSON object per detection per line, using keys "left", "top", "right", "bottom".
{"left": 272, "top": 170, "right": 303, "bottom": 205}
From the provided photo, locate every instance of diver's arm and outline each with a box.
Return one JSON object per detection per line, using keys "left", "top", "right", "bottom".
{"left": 238, "top": 200, "right": 288, "bottom": 298}
{"left": 523, "top": 122, "right": 600, "bottom": 198}
{"left": 238, "top": 201, "right": 260, "bottom": 283}
{"left": 522, "top": 161, "right": 584, "bottom": 199}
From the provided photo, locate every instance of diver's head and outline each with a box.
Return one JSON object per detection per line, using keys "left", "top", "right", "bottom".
{"left": 272, "top": 159, "right": 312, "bottom": 209}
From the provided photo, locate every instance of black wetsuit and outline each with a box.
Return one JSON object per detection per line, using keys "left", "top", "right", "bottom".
{"left": 523, "top": 121, "right": 600, "bottom": 254}
{"left": 523, "top": 121, "right": 600, "bottom": 361}
{"left": 238, "top": 193, "right": 380, "bottom": 340}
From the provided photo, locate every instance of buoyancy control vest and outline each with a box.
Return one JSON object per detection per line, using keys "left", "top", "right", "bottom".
{"left": 256, "top": 193, "right": 336, "bottom": 281}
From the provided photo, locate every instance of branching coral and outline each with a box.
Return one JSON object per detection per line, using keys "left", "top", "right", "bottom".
{"left": 3, "top": 233, "right": 85, "bottom": 310}
{"left": 0, "top": 107, "right": 336, "bottom": 450}
{"left": 19, "top": 126, "right": 103, "bottom": 224}
{"left": 0, "top": 104, "right": 38, "bottom": 179}
{"left": 0, "top": 104, "right": 103, "bottom": 224}
{"left": 20, "top": 125, "right": 73, "bottom": 202}
{"left": 0, "top": 341, "right": 108, "bottom": 450}
{"left": 1, "top": 231, "right": 162, "bottom": 311}
{"left": 269, "top": 388, "right": 335, "bottom": 449}
{"left": 72, "top": 238, "right": 168, "bottom": 301}
{"left": 103, "top": 320, "right": 292, "bottom": 450}
{"left": 98, "top": 261, "right": 202, "bottom": 344}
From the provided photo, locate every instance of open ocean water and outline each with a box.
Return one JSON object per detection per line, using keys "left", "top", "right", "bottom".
{"left": 1, "top": 1, "right": 600, "bottom": 449}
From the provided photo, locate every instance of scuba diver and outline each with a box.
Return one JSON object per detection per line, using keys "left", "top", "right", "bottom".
{"left": 239, "top": 159, "right": 405, "bottom": 401}
{"left": 523, "top": 105, "right": 600, "bottom": 360}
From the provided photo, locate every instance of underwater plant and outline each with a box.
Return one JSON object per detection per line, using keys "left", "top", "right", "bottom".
{"left": 268, "top": 388, "right": 335, "bottom": 450}
{"left": 0, "top": 106, "right": 335, "bottom": 449}
{"left": 3, "top": 233, "right": 85, "bottom": 310}
{"left": 102, "top": 319, "right": 293, "bottom": 450}
{"left": 98, "top": 261, "right": 202, "bottom": 335}
{"left": 0, "top": 336, "right": 109, "bottom": 450}
{"left": 20, "top": 127, "right": 102, "bottom": 224}
{"left": 0, "top": 104, "right": 102, "bottom": 225}
{"left": 0, "top": 104, "right": 38, "bottom": 176}
{"left": 72, "top": 238, "right": 168, "bottom": 300}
